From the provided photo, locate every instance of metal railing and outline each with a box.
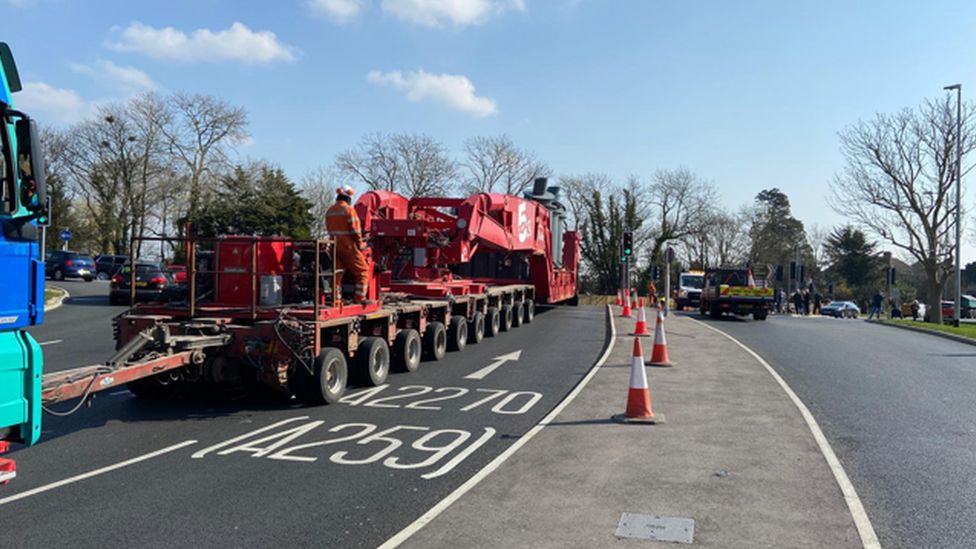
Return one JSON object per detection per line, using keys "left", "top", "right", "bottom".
{"left": 126, "top": 235, "right": 345, "bottom": 321}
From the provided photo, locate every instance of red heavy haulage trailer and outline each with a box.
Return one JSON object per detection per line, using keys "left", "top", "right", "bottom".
{"left": 41, "top": 179, "right": 579, "bottom": 408}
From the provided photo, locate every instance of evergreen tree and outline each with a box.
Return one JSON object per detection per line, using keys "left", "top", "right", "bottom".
{"left": 749, "top": 188, "right": 814, "bottom": 278}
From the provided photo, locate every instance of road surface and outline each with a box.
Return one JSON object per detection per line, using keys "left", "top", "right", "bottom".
{"left": 5, "top": 295, "right": 608, "bottom": 549}
{"left": 693, "top": 311, "right": 976, "bottom": 549}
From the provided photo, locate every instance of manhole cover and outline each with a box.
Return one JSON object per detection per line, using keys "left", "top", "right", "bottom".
{"left": 615, "top": 512, "right": 695, "bottom": 544}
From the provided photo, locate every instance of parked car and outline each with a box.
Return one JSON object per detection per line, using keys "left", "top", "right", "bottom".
{"left": 109, "top": 262, "right": 174, "bottom": 305}
{"left": 165, "top": 264, "right": 188, "bottom": 284}
{"left": 45, "top": 250, "right": 95, "bottom": 281}
{"left": 941, "top": 295, "right": 976, "bottom": 320}
{"left": 94, "top": 254, "right": 129, "bottom": 280}
{"left": 821, "top": 300, "right": 860, "bottom": 319}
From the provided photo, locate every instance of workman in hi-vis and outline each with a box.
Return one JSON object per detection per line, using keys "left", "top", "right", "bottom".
{"left": 326, "top": 185, "right": 370, "bottom": 304}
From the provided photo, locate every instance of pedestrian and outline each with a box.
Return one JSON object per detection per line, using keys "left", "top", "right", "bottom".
{"left": 793, "top": 290, "right": 803, "bottom": 315}
{"left": 326, "top": 184, "right": 371, "bottom": 304}
{"left": 647, "top": 281, "right": 657, "bottom": 307}
{"left": 813, "top": 289, "right": 822, "bottom": 315}
{"left": 803, "top": 289, "right": 811, "bottom": 315}
{"left": 868, "top": 291, "right": 884, "bottom": 320}
{"left": 911, "top": 299, "right": 920, "bottom": 321}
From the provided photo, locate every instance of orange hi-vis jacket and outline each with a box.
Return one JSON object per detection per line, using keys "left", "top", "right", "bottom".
{"left": 326, "top": 201, "right": 369, "bottom": 302}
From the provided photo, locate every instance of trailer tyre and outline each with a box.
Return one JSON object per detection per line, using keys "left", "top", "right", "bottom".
{"left": 523, "top": 299, "right": 535, "bottom": 324}
{"left": 468, "top": 312, "right": 485, "bottom": 344}
{"left": 423, "top": 321, "right": 448, "bottom": 361}
{"left": 393, "top": 329, "right": 422, "bottom": 373}
{"left": 754, "top": 311, "right": 767, "bottom": 321}
{"left": 485, "top": 307, "right": 501, "bottom": 338}
{"left": 294, "top": 347, "right": 348, "bottom": 405}
{"left": 512, "top": 302, "right": 524, "bottom": 327}
{"left": 356, "top": 337, "right": 390, "bottom": 386}
{"left": 500, "top": 304, "right": 514, "bottom": 332}
{"left": 448, "top": 317, "right": 468, "bottom": 352}
{"left": 709, "top": 301, "right": 721, "bottom": 319}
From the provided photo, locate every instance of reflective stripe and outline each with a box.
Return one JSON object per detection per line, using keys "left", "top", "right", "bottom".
{"left": 326, "top": 211, "right": 348, "bottom": 217}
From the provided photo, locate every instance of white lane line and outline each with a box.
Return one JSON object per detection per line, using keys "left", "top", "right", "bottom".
{"left": 378, "top": 306, "right": 617, "bottom": 549}
{"left": 38, "top": 339, "right": 62, "bottom": 346}
{"left": 689, "top": 317, "right": 881, "bottom": 549}
{"left": 0, "top": 439, "right": 198, "bottom": 507}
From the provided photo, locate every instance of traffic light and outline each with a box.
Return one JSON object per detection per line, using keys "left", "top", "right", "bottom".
{"left": 799, "top": 265, "right": 806, "bottom": 283}
{"left": 789, "top": 261, "right": 796, "bottom": 280}
{"left": 652, "top": 265, "right": 660, "bottom": 280}
{"left": 828, "top": 283, "right": 834, "bottom": 295}
{"left": 775, "top": 265, "right": 783, "bottom": 281}
{"left": 622, "top": 231, "right": 633, "bottom": 258}
{"left": 888, "top": 267, "right": 896, "bottom": 285}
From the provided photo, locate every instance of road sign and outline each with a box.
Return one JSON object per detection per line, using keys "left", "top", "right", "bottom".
{"left": 59, "top": 229, "right": 72, "bottom": 242}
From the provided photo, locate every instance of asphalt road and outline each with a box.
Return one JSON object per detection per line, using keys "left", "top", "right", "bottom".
{"left": 32, "top": 279, "right": 128, "bottom": 372}
{"left": 3, "top": 301, "right": 607, "bottom": 549}
{"left": 692, "top": 311, "right": 976, "bottom": 549}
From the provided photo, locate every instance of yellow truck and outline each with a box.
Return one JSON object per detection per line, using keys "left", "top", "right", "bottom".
{"left": 699, "top": 268, "right": 773, "bottom": 321}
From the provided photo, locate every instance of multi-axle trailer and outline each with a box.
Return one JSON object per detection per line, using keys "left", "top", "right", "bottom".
{"left": 36, "top": 178, "right": 579, "bottom": 420}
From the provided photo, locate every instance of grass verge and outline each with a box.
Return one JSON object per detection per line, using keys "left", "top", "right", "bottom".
{"left": 880, "top": 319, "right": 976, "bottom": 341}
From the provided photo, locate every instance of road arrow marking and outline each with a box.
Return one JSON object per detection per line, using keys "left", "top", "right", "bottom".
{"left": 464, "top": 350, "right": 522, "bottom": 380}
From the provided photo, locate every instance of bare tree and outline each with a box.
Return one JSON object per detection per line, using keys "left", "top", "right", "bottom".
{"left": 830, "top": 96, "right": 976, "bottom": 323}
{"left": 301, "top": 166, "right": 344, "bottom": 238}
{"left": 462, "top": 135, "right": 550, "bottom": 195}
{"left": 155, "top": 92, "right": 249, "bottom": 223}
{"left": 558, "top": 172, "right": 615, "bottom": 230}
{"left": 647, "top": 167, "right": 717, "bottom": 267}
{"left": 336, "top": 133, "right": 456, "bottom": 197}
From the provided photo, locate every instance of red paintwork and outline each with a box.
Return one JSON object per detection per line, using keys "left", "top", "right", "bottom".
{"left": 355, "top": 191, "right": 578, "bottom": 303}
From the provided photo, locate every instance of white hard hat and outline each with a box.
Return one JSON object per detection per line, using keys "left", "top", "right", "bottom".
{"left": 337, "top": 184, "right": 356, "bottom": 197}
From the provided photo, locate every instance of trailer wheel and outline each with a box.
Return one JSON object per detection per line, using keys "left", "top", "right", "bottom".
{"left": 294, "top": 347, "right": 348, "bottom": 405}
{"left": 355, "top": 337, "right": 390, "bottom": 386}
{"left": 423, "top": 321, "right": 447, "bottom": 361}
{"left": 512, "top": 302, "right": 524, "bottom": 327}
{"left": 709, "top": 301, "right": 721, "bottom": 319}
{"left": 468, "top": 312, "right": 485, "bottom": 344}
{"left": 393, "top": 329, "right": 422, "bottom": 373}
{"left": 523, "top": 299, "right": 535, "bottom": 324}
{"left": 485, "top": 307, "right": 501, "bottom": 338}
{"left": 448, "top": 317, "right": 468, "bottom": 352}
{"left": 500, "top": 304, "right": 514, "bottom": 332}
{"left": 754, "top": 311, "right": 767, "bottom": 321}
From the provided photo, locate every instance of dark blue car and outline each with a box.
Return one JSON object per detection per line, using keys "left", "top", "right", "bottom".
{"left": 45, "top": 250, "right": 96, "bottom": 282}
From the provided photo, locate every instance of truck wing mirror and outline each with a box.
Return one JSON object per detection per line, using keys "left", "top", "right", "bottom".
{"left": 13, "top": 115, "right": 47, "bottom": 222}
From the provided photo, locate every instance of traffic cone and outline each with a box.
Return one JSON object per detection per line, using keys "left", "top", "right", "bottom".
{"left": 616, "top": 289, "right": 622, "bottom": 306}
{"left": 620, "top": 289, "right": 632, "bottom": 318}
{"left": 612, "top": 337, "right": 664, "bottom": 424}
{"left": 647, "top": 310, "right": 673, "bottom": 367}
{"left": 631, "top": 302, "right": 651, "bottom": 336}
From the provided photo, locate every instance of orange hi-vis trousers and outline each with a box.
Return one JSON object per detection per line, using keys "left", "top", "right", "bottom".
{"left": 334, "top": 235, "right": 369, "bottom": 302}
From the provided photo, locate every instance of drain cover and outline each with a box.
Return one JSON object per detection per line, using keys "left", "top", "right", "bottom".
{"left": 615, "top": 512, "right": 695, "bottom": 544}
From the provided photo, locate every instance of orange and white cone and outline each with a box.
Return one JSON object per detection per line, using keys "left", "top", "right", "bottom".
{"left": 620, "top": 289, "right": 632, "bottom": 318}
{"left": 647, "top": 309, "right": 673, "bottom": 367}
{"left": 612, "top": 337, "right": 663, "bottom": 424}
{"left": 616, "top": 289, "right": 622, "bottom": 306}
{"left": 631, "top": 301, "right": 651, "bottom": 336}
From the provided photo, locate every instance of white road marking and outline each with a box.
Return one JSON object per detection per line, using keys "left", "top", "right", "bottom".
{"left": 464, "top": 350, "right": 523, "bottom": 380}
{"left": 0, "top": 439, "right": 198, "bottom": 507}
{"left": 689, "top": 317, "right": 882, "bottom": 549}
{"left": 38, "top": 339, "right": 62, "bottom": 346}
{"left": 379, "top": 307, "right": 616, "bottom": 549}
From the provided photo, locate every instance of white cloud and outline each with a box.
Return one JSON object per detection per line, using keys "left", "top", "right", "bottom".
{"left": 107, "top": 21, "right": 297, "bottom": 64}
{"left": 380, "top": 0, "right": 524, "bottom": 27}
{"left": 368, "top": 69, "right": 497, "bottom": 117}
{"left": 70, "top": 59, "right": 157, "bottom": 93}
{"left": 16, "top": 82, "right": 90, "bottom": 124}
{"left": 308, "top": 0, "right": 365, "bottom": 22}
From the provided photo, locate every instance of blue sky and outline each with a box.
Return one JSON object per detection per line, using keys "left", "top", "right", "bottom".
{"left": 5, "top": 0, "right": 976, "bottom": 260}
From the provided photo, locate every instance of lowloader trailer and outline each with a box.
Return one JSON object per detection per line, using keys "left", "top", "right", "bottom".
{"left": 12, "top": 182, "right": 579, "bottom": 483}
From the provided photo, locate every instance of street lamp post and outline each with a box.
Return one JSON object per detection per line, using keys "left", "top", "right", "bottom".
{"left": 945, "top": 84, "right": 962, "bottom": 326}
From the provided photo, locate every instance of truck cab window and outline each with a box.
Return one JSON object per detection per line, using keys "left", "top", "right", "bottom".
{"left": 0, "top": 121, "right": 12, "bottom": 214}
